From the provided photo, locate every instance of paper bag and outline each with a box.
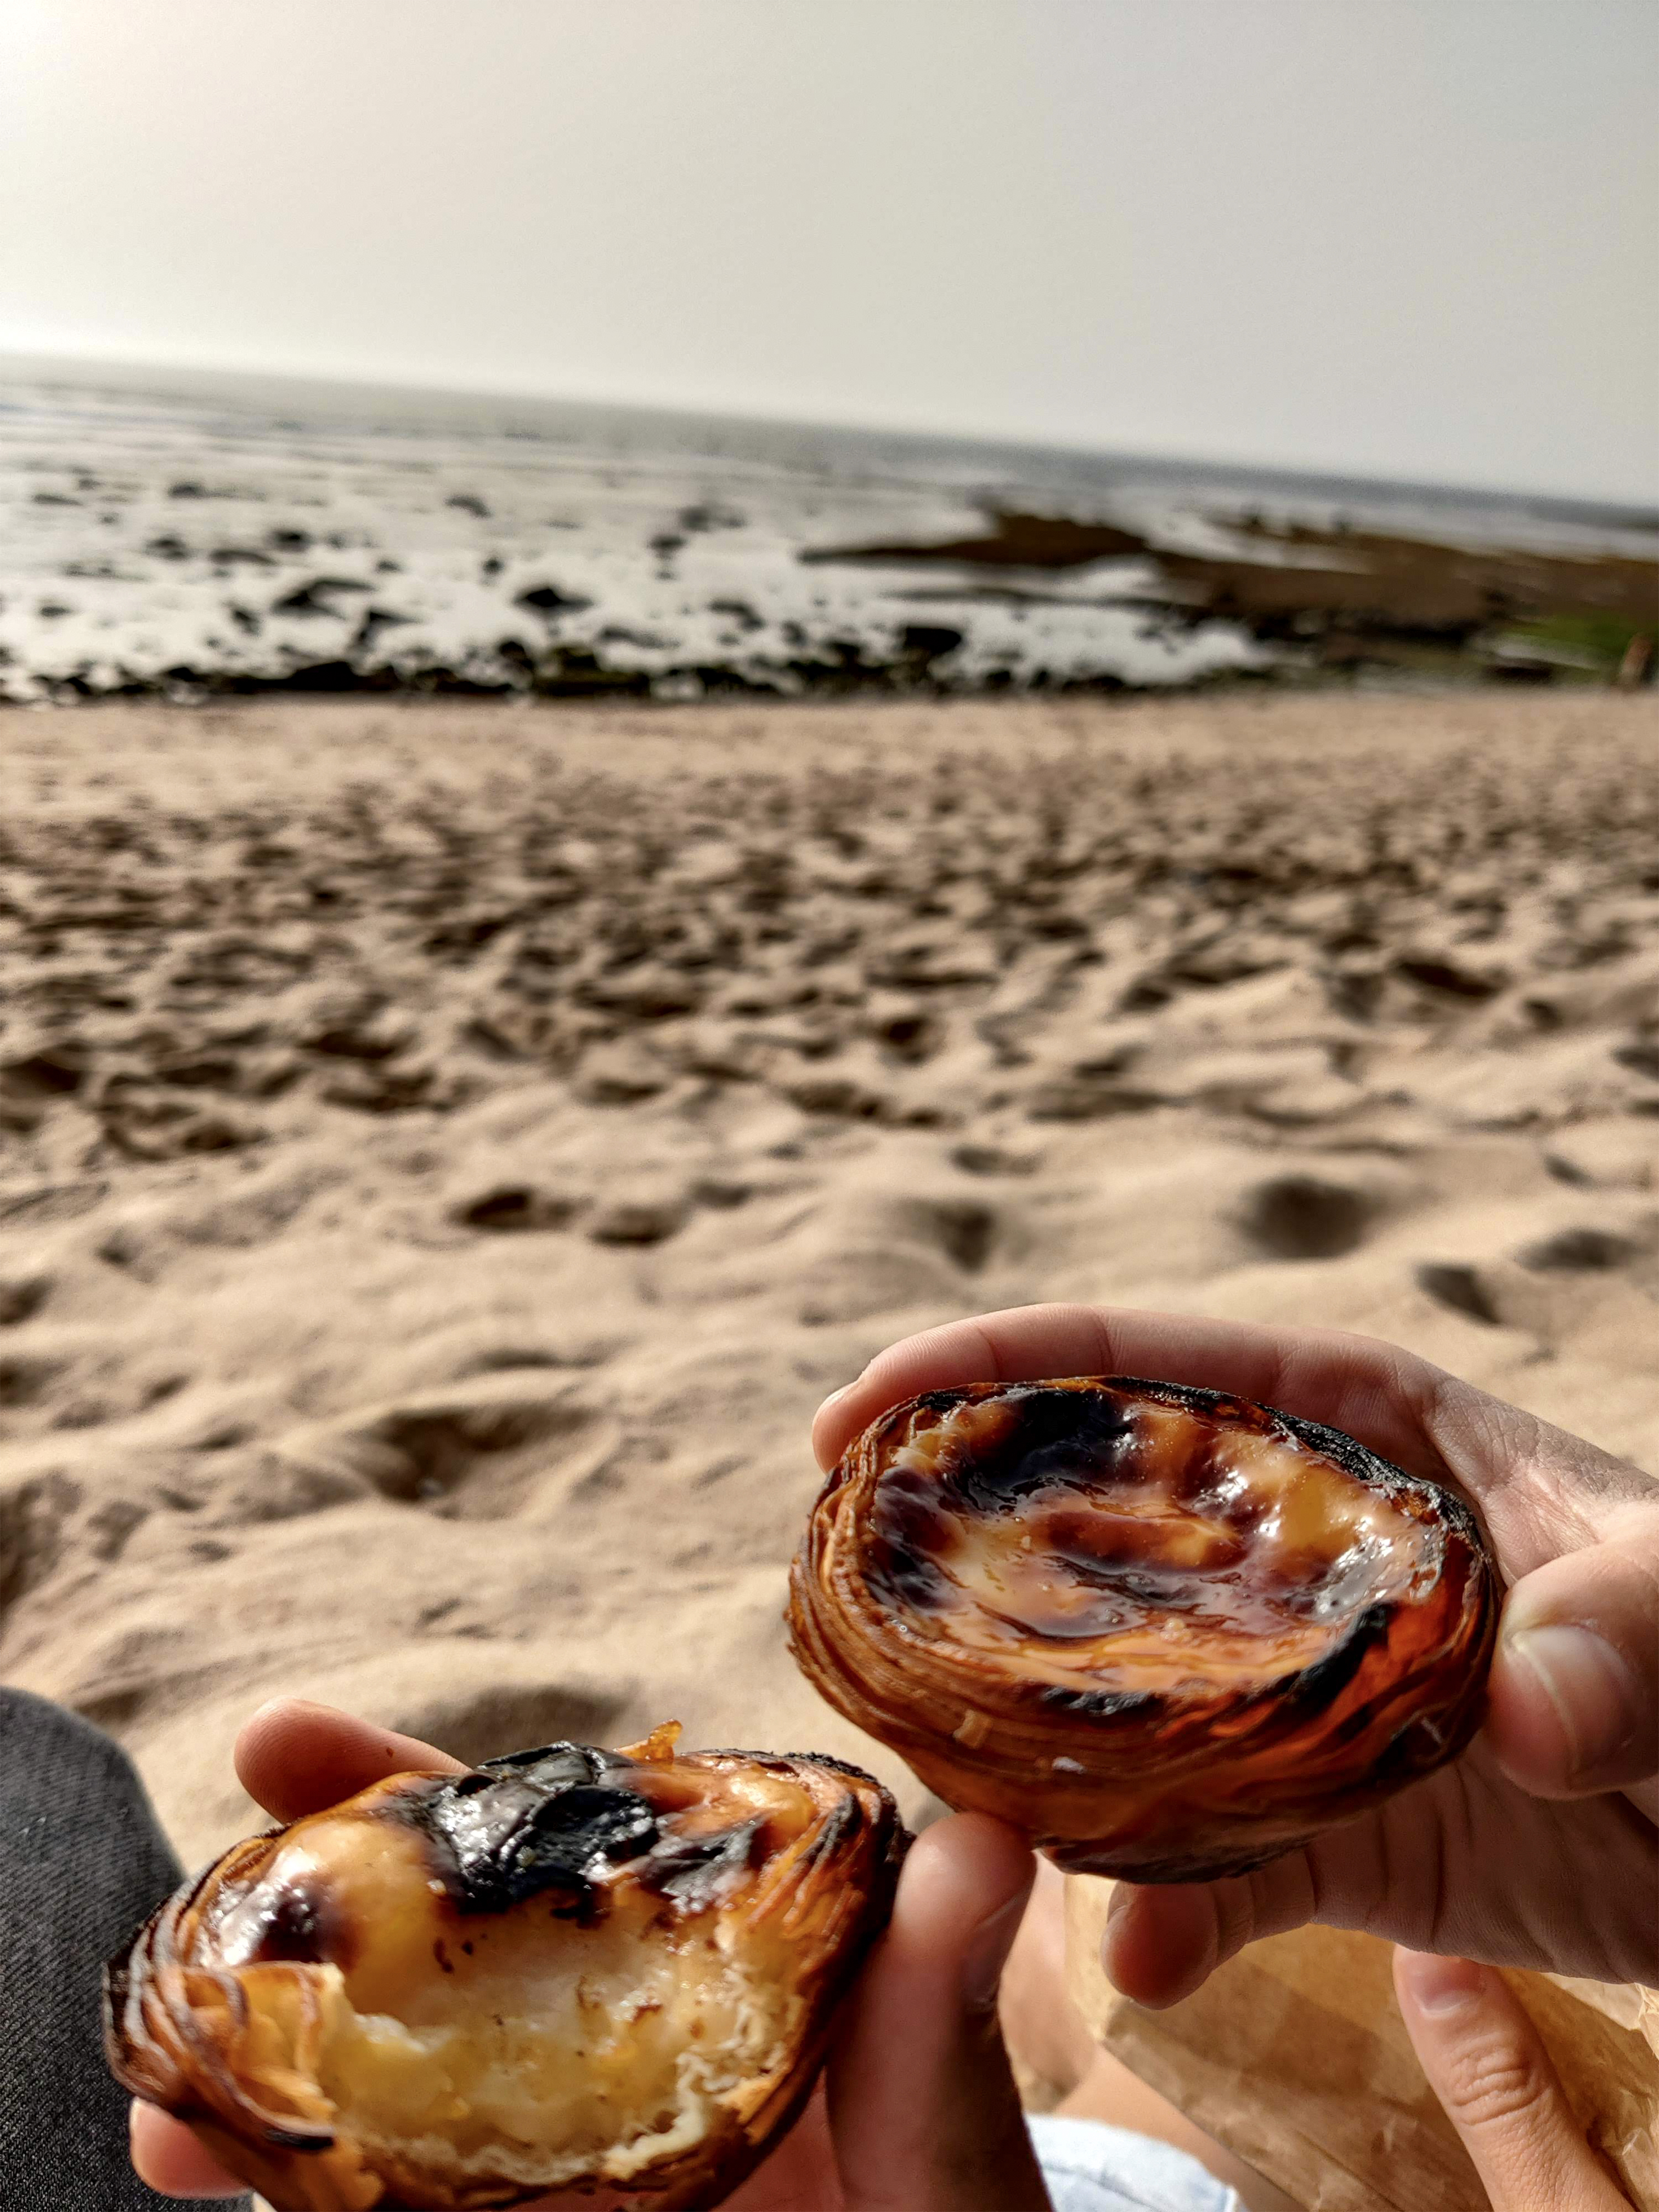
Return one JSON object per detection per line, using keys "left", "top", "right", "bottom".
{"left": 1065, "top": 1875, "right": 1659, "bottom": 2212}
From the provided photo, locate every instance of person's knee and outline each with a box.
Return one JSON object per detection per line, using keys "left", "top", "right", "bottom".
{"left": 0, "top": 1685, "right": 138, "bottom": 1770}
{"left": 0, "top": 1686, "right": 156, "bottom": 1841}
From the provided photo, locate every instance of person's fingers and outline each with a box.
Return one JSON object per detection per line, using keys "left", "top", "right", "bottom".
{"left": 129, "top": 2103, "right": 246, "bottom": 2199}
{"left": 129, "top": 2094, "right": 584, "bottom": 2212}
{"left": 811, "top": 1306, "right": 1443, "bottom": 1478}
{"left": 998, "top": 1858, "right": 1101, "bottom": 2097}
{"left": 721, "top": 2083, "right": 842, "bottom": 2212}
{"left": 234, "top": 1697, "right": 464, "bottom": 1822}
{"left": 1393, "top": 1949, "right": 1633, "bottom": 2210}
{"left": 1101, "top": 1851, "right": 1319, "bottom": 2010}
{"left": 1105, "top": 1736, "right": 1659, "bottom": 1999}
{"left": 827, "top": 1812, "right": 1051, "bottom": 2212}
{"left": 1483, "top": 1516, "right": 1659, "bottom": 1802}
{"left": 130, "top": 1704, "right": 466, "bottom": 2199}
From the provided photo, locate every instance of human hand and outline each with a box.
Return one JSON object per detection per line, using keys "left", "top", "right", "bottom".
{"left": 813, "top": 1304, "right": 1658, "bottom": 2006}
{"left": 127, "top": 1701, "right": 467, "bottom": 2199}
{"left": 129, "top": 1698, "right": 1052, "bottom": 2211}
{"left": 1395, "top": 1948, "right": 1635, "bottom": 2209}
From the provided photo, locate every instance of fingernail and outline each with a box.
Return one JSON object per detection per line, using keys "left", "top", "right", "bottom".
{"left": 1505, "top": 1624, "right": 1639, "bottom": 1782}
{"left": 815, "top": 1384, "right": 851, "bottom": 1419}
{"left": 1396, "top": 1950, "right": 1487, "bottom": 2016}
{"left": 962, "top": 1893, "right": 1029, "bottom": 2011}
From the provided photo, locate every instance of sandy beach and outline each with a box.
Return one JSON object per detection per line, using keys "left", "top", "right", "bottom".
{"left": 2, "top": 686, "right": 1657, "bottom": 1871}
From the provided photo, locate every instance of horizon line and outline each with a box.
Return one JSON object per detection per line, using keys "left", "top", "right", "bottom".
{"left": 4, "top": 345, "right": 1655, "bottom": 532}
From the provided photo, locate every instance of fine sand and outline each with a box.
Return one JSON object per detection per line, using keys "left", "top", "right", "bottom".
{"left": 2, "top": 688, "right": 1657, "bottom": 1870}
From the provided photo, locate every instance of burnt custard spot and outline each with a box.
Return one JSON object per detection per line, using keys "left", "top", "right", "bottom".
{"left": 868, "top": 1391, "right": 1136, "bottom": 1612}
{"left": 867, "top": 1468, "right": 955, "bottom": 1610}
{"left": 409, "top": 1743, "right": 664, "bottom": 1920}
{"left": 637, "top": 1817, "right": 766, "bottom": 1910}
{"left": 867, "top": 1381, "right": 1437, "bottom": 1660}
{"left": 944, "top": 1389, "right": 1135, "bottom": 1513}
{"left": 245, "top": 1878, "right": 353, "bottom": 1969}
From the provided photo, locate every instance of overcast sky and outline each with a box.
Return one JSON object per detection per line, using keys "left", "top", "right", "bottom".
{"left": 5, "top": 0, "right": 1655, "bottom": 503}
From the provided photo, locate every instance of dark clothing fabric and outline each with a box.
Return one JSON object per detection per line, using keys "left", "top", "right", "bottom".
{"left": 0, "top": 1687, "right": 250, "bottom": 2209}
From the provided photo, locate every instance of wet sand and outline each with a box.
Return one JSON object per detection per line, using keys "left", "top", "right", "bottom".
{"left": 9, "top": 365, "right": 1655, "bottom": 702}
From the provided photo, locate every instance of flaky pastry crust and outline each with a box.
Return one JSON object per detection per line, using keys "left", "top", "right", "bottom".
{"left": 106, "top": 1729, "right": 903, "bottom": 2211}
{"left": 789, "top": 1376, "right": 1498, "bottom": 1880}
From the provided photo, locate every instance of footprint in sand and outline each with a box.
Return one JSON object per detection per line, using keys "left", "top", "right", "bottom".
{"left": 1393, "top": 956, "right": 1506, "bottom": 1004}
{"left": 451, "top": 1186, "right": 588, "bottom": 1238}
{"left": 796, "top": 1187, "right": 1005, "bottom": 1327}
{"left": 688, "top": 1177, "right": 751, "bottom": 1211}
{"left": 1415, "top": 1262, "right": 1502, "bottom": 1325}
{"left": 1543, "top": 1153, "right": 1596, "bottom": 1189}
{"left": 454, "top": 1184, "right": 691, "bottom": 1244}
{"left": 270, "top": 1375, "right": 620, "bottom": 1521}
{"left": 0, "top": 1470, "right": 81, "bottom": 1622}
{"left": 951, "top": 1143, "right": 1040, "bottom": 1178}
{"left": 1519, "top": 1227, "right": 1636, "bottom": 1273}
{"left": 391, "top": 1681, "right": 630, "bottom": 1770}
{"left": 586, "top": 1197, "right": 689, "bottom": 1247}
{"left": 194, "top": 1450, "right": 370, "bottom": 1531}
{"left": 1026, "top": 1068, "right": 1162, "bottom": 1123}
{"left": 786, "top": 1076, "right": 892, "bottom": 1122}
{"left": 170, "top": 1164, "right": 345, "bottom": 1249}
{"left": 452, "top": 1345, "right": 588, "bottom": 1376}
{"left": 454, "top": 1184, "right": 584, "bottom": 1232}
{"left": 572, "top": 1043, "right": 672, "bottom": 1107}
{"left": 0, "top": 1351, "right": 68, "bottom": 1409}
{"left": 870, "top": 1010, "right": 940, "bottom": 1064}
{"left": 1240, "top": 1173, "right": 1373, "bottom": 1261}
{"left": 0, "top": 1274, "right": 50, "bottom": 1327}
{"left": 0, "top": 1047, "right": 88, "bottom": 1133}
{"left": 904, "top": 1196, "right": 999, "bottom": 1273}
{"left": 98, "top": 1087, "right": 262, "bottom": 1161}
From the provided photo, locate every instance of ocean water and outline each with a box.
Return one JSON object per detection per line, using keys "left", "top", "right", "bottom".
{"left": 3, "top": 360, "right": 1653, "bottom": 704}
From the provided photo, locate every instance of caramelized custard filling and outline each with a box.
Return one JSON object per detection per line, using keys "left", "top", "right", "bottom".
{"left": 196, "top": 1753, "right": 821, "bottom": 2184}
{"left": 867, "top": 1389, "right": 1436, "bottom": 1694}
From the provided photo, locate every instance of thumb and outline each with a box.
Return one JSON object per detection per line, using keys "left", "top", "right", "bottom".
{"left": 1394, "top": 1949, "right": 1633, "bottom": 2209}
{"left": 1483, "top": 1523, "right": 1659, "bottom": 1800}
{"left": 129, "top": 2103, "right": 249, "bottom": 2199}
{"left": 827, "top": 1813, "right": 1051, "bottom": 2212}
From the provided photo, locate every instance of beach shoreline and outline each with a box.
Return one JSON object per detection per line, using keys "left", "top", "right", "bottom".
{"left": 6, "top": 365, "right": 1655, "bottom": 706}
